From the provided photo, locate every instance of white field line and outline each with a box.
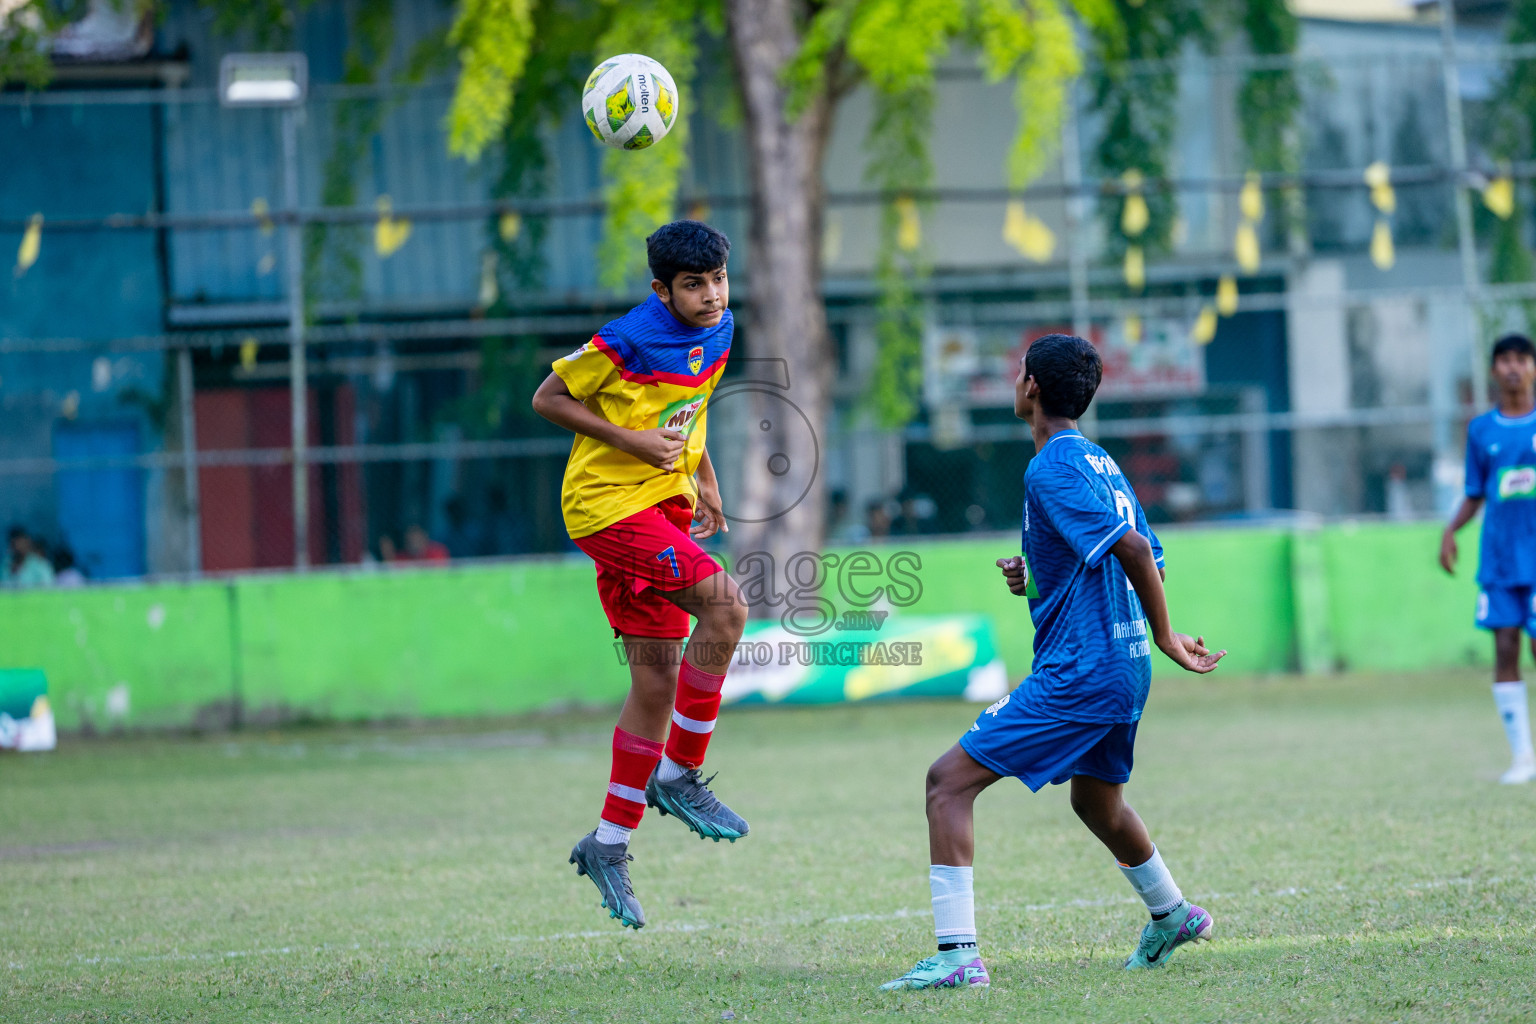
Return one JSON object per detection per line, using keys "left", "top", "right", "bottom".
{"left": 6, "top": 874, "right": 1525, "bottom": 973}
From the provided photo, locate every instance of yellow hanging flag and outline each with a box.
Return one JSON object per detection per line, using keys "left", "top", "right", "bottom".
{"left": 1123, "top": 245, "right": 1145, "bottom": 292}
{"left": 1370, "top": 218, "right": 1395, "bottom": 270}
{"left": 1124, "top": 315, "right": 1143, "bottom": 345}
{"left": 1121, "top": 193, "right": 1149, "bottom": 238}
{"left": 1234, "top": 221, "right": 1261, "bottom": 274}
{"left": 1191, "top": 305, "right": 1219, "bottom": 345}
{"left": 1120, "top": 171, "right": 1149, "bottom": 238}
{"left": 374, "top": 196, "right": 412, "bottom": 258}
{"left": 15, "top": 213, "right": 41, "bottom": 277}
{"left": 1364, "top": 161, "right": 1395, "bottom": 215}
{"left": 822, "top": 213, "right": 843, "bottom": 264}
{"left": 251, "top": 198, "right": 275, "bottom": 236}
{"left": 1216, "top": 275, "right": 1239, "bottom": 317}
{"left": 1239, "top": 172, "right": 1264, "bottom": 223}
{"left": 1483, "top": 177, "right": 1515, "bottom": 220}
{"left": 895, "top": 196, "right": 921, "bottom": 252}
{"left": 498, "top": 210, "right": 522, "bottom": 242}
{"left": 1003, "top": 200, "right": 1056, "bottom": 262}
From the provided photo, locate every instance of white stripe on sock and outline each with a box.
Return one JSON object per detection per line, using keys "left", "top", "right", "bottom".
{"left": 670, "top": 710, "right": 716, "bottom": 734}
{"left": 930, "top": 865, "right": 977, "bottom": 944}
{"left": 1119, "top": 846, "right": 1184, "bottom": 916}
{"left": 1493, "top": 681, "right": 1535, "bottom": 760}
{"left": 594, "top": 820, "right": 632, "bottom": 846}
{"left": 606, "top": 781, "right": 646, "bottom": 804}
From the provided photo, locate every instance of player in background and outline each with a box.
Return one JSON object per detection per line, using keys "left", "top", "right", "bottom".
{"left": 882, "top": 334, "right": 1227, "bottom": 991}
{"left": 1440, "top": 333, "right": 1536, "bottom": 785}
{"left": 531, "top": 221, "right": 750, "bottom": 929}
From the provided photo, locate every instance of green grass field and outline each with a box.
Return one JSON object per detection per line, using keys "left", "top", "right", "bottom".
{"left": 4, "top": 671, "right": 1536, "bottom": 1022}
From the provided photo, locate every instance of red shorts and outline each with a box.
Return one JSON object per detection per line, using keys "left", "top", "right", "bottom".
{"left": 572, "top": 495, "right": 723, "bottom": 639}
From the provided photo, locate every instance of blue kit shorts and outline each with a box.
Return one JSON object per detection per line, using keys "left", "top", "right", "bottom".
{"left": 959, "top": 691, "right": 1139, "bottom": 792}
{"left": 1477, "top": 585, "right": 1536, "bottom": 637}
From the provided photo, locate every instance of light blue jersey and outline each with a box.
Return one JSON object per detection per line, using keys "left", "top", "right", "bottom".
{"left": 1465, "top": 409, "right": 1536, "bottom": 587}
{"left": 1017, "top": 430, "right": 1163, "bottom": 724}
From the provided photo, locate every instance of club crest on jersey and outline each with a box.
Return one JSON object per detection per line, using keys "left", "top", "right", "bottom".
{"left": 658, "top": 394, "right": 707, "bottom": 437}
{"left": 688, "top": 345, "right": 704, "bottom": 374}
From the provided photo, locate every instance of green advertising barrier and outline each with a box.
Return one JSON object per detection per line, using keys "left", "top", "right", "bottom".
{"left": 0, "top": 520, "right": 1497, "bottom": 730}
{"left": 0, "top": 583, "right": 236, "bottom": 730}
{"left": 722, "top": 614, "right": 1007, "bottom": 705}
{"left": 0, "top": 668, "right": 55, "bottom": 751}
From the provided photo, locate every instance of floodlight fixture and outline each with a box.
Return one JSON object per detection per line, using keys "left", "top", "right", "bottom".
{"left": 219, "top": 53, "right": 308, "bottom": 107}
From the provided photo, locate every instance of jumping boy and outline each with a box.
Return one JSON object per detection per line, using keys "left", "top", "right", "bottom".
{"left": 1440, "top": 333, "right": 1536, "bottom": 785}
{"left": 882, "top": 333, "right": 1227, "bottom": 990}
{"left": 531, "top": 220, "right": 750, "bottom": 929}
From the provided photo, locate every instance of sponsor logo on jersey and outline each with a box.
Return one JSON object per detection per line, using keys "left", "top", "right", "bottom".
{"left": 688, "top": 345, "right": 704, "bottom": 374}
{"left": 1497, "top": 465, "right": 1536, "bottom": 499}
{"left": 564, "top": 342, "right": 589, "bottom": 361}
{"left": 657, "top": 394, "right": 707, "bottom": 437}
{"left": 984, "top": 693, "right": 1010, "bottom": 717}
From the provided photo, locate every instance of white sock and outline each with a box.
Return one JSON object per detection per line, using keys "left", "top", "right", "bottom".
{"left": 656, "top": 756, "right": 689, "bottom": 783}
{"left": 594, "top": 820, "right": 632, "bottom": 846}
{"left": 930, "top": 864, "right": 977, "bottom": 950}
{"left": 1119, "top": 846, "right": 1184, "bottom": 917}
{"left": 1493, "top": 682, "right": 1535, "bottom": 762}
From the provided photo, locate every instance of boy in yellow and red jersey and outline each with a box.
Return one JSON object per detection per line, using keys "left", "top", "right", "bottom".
{"left": 532, "top": 221, "right": 749, "bottom": 930}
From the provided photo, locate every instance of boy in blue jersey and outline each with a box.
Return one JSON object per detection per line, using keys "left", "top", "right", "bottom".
{"left": 1440, "top": 333, "right": 1536, "bottom": 785}
{"left": 882, "top": 334, "right": 1227, "bottom": 991}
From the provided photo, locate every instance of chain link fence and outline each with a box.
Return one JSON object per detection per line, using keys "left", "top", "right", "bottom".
{"left": 2, "top": 28, "right": 1532, "bottom": 583}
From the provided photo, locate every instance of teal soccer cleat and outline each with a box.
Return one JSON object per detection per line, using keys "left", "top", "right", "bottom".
{"left": 569, "top": 831, "right": 645, "bottom": 929}
{"left": 645, "top": 766, "right": 749, "bottom": 842}
{"left": 880, "top": 954, "right": 990, "bottom": 991}
{"left": 1123, "top": 901, "right": 1212, "bottom": 969}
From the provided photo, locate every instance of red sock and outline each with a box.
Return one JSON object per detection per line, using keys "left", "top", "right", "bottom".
{"left": 602, "top": 727, "right": 663, "bottom": 828}
{"left": 665, "top": 658, "right": 726, "bottom": 770}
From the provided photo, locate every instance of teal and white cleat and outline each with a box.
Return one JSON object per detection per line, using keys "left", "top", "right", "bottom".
{"left": 645, "top": 766, "right": 749, "bottom": 842}
{"left": 569, "top": 831, "right": 645, "bottom": 929}
{"left": 880, "top": 953, "right": 990, "bottom": 991}
{"left": 1123, "top": 900, "right": 1212, "bottom": 970}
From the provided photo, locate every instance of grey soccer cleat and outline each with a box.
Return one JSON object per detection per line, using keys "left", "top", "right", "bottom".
{"left": 569, "top": 831, "right": 645, "bottom": 929}
{"left": 645, "top": 766, "right": 750, "bottom": 842}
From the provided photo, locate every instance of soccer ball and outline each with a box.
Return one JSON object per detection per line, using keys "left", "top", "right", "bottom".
{"left": 581, "top": 53, "right": 679, "bottom": 151}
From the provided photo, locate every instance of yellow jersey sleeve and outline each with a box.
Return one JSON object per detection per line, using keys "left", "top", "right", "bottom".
{"left": 551, "top": 338, "right": 619, "bottom": 401}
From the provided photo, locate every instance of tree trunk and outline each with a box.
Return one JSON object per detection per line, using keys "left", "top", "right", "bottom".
{"left": 724, "top": 0, "right": 834, "bottom": 609}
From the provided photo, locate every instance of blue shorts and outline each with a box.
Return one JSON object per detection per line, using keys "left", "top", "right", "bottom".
{"left": 1476, "top": 585, "right": 1536, "bottom": 636}
{"left": 958, "top": 692, "right": 1138, "bottom": 793}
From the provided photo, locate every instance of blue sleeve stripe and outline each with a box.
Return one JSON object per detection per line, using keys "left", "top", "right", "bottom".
{"left": 1085, "top": 521, "right": 1132, "bottom": 566}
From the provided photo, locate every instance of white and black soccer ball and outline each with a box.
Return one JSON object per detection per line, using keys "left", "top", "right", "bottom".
{"left": 581, "top": 53, "right": 679, "bottom": 151}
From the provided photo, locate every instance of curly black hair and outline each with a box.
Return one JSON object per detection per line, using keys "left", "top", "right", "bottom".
{"left": 646, "top": 220, "right": 731, "bottom": 288}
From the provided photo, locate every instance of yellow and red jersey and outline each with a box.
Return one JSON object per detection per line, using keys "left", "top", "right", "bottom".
{"left": 552, "top": 294, "right": 733, "bottom": 538}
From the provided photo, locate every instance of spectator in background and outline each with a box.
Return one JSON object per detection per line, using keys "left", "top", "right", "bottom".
{"left": 891, "top": 493, "right": 939, "bottom": 536}
{"left": 399, "top": 523, "right": 450, "bottom": 564}
{"left": 52, "top": 546, "right": 85, "bottom": 587}
{"left": 4, "top": 527, "right": 55, "bottom": 588}
{"left": 865, "top": 499, "right": 893, "bottom": 540}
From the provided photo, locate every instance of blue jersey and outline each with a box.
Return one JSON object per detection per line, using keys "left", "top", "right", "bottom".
{"left": 1017, "top": 430, "right": 1164, "bottom": 724}
{"left": 1465, "top": 408, "right": 1536, "bottom": 586}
